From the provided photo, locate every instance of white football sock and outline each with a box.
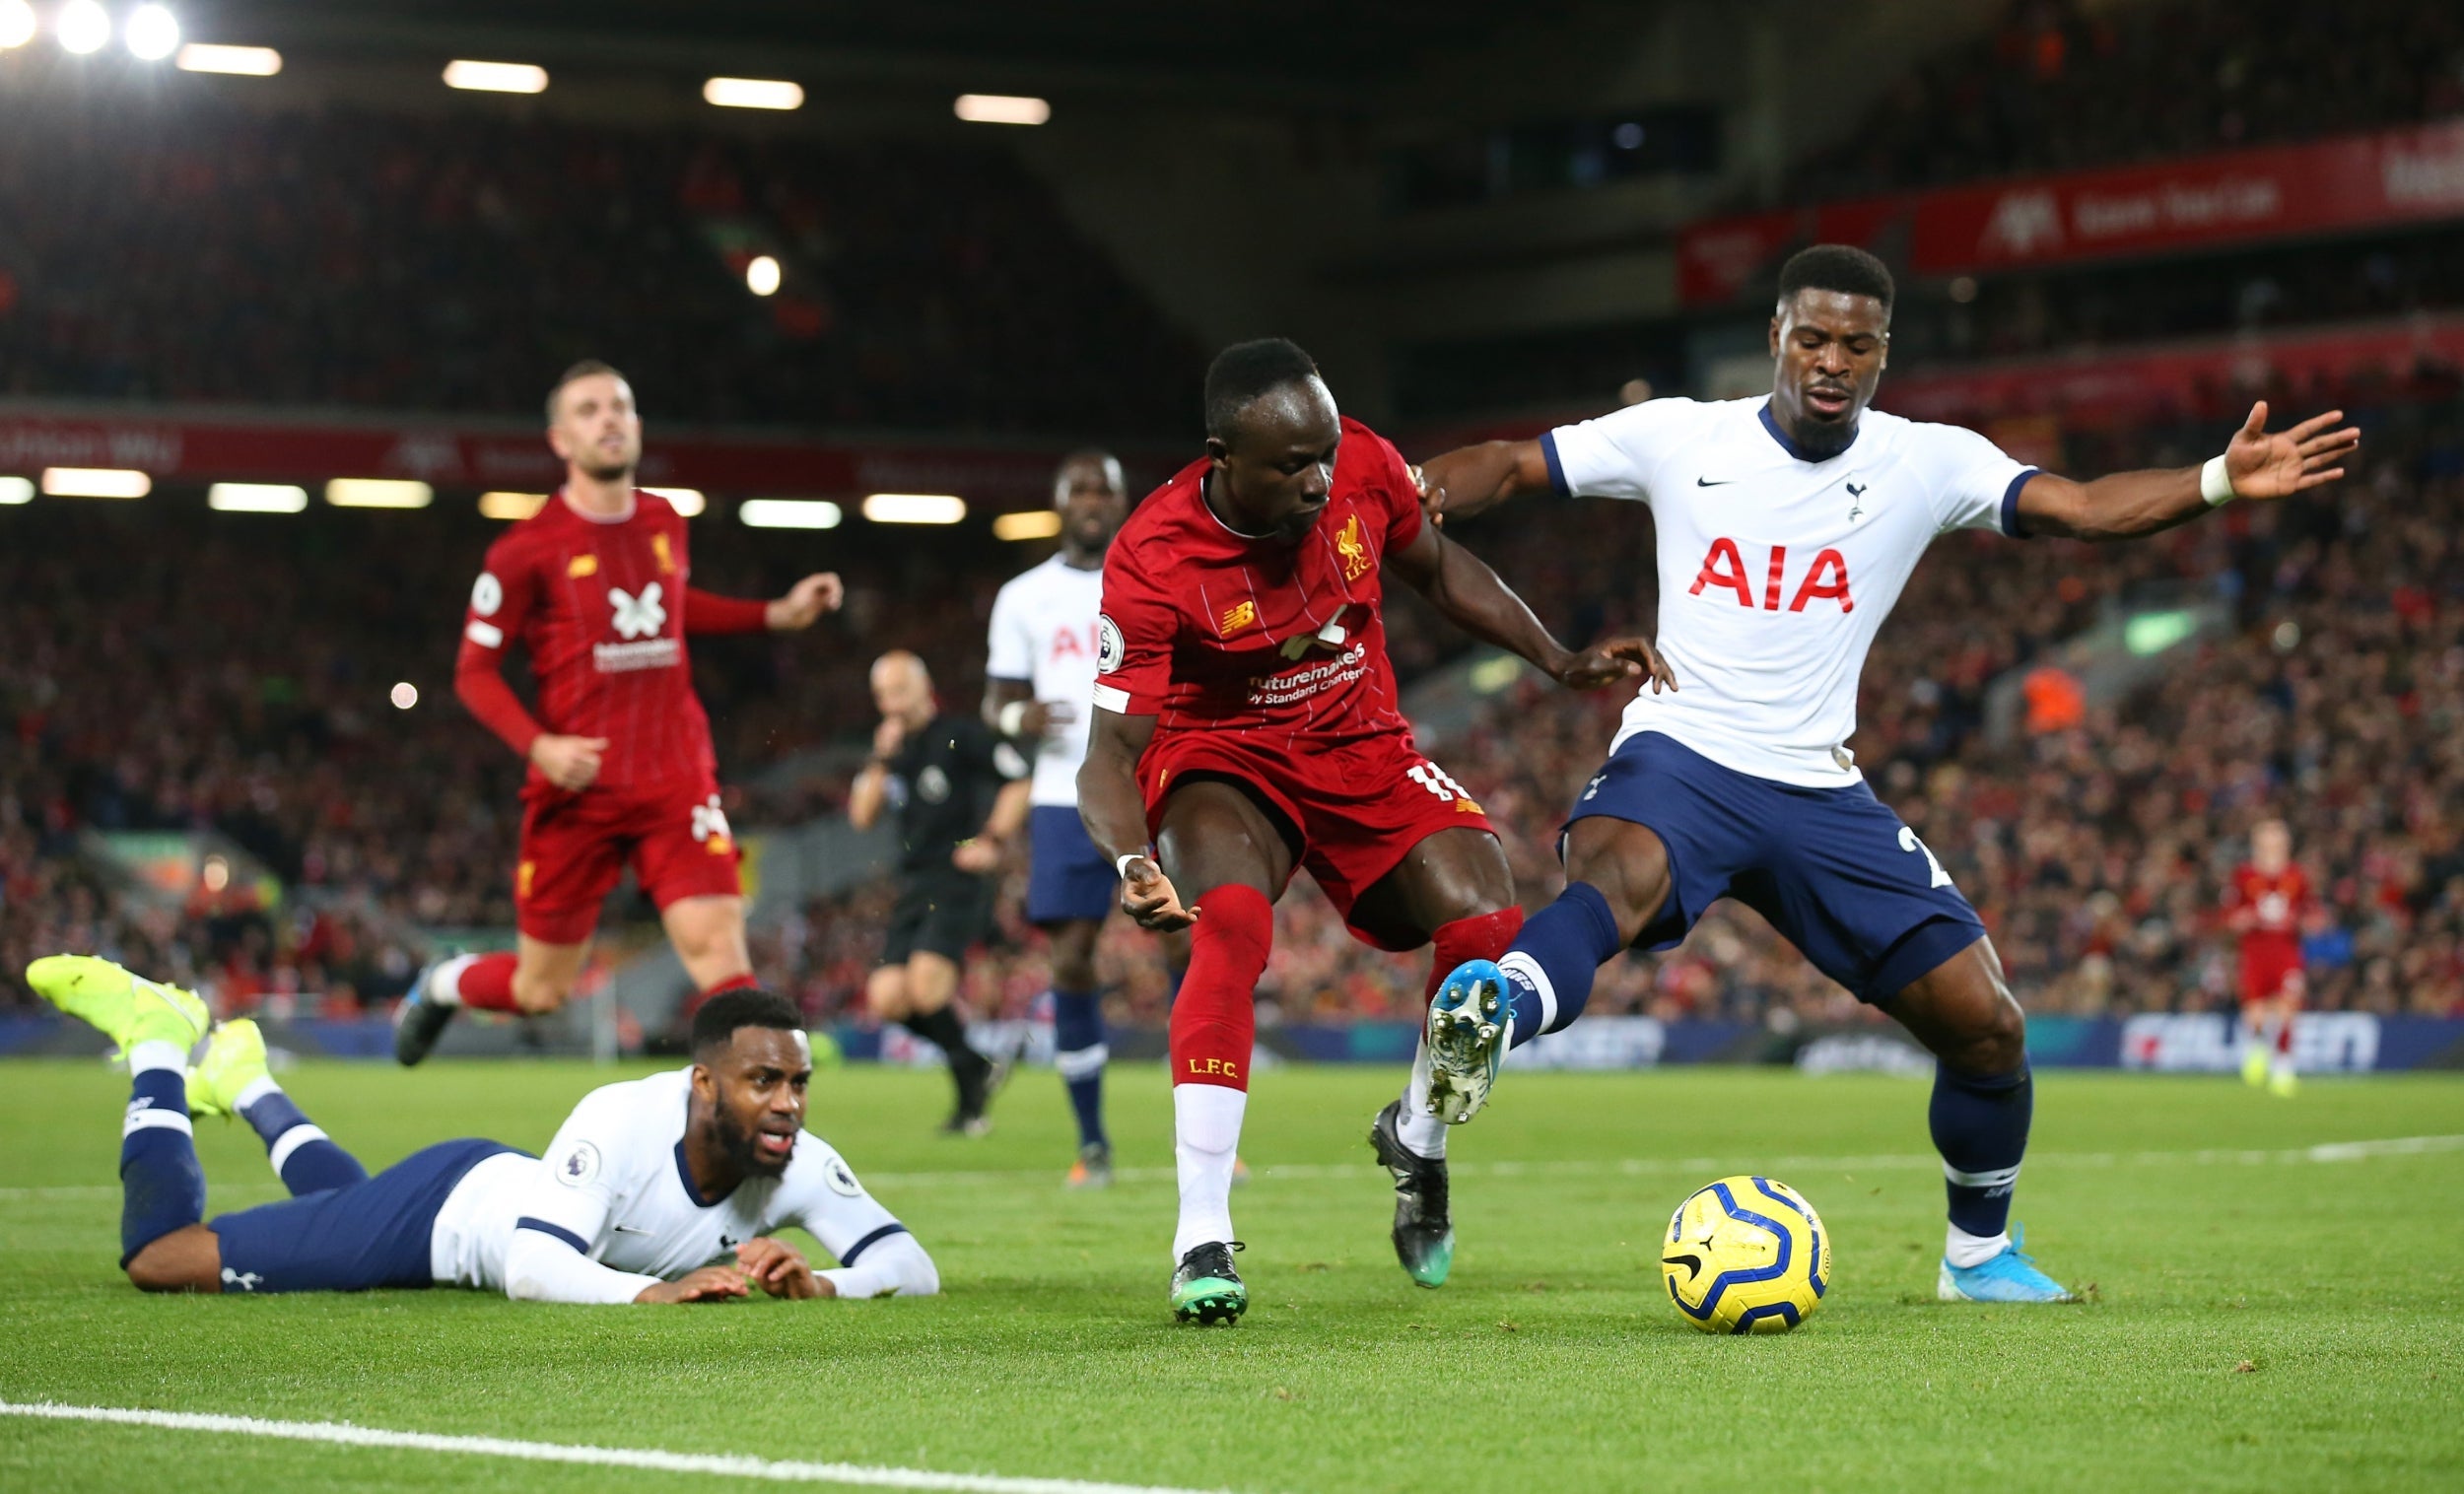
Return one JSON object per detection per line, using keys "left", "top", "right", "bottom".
{"left": 1171, "top": 1083, "right": 1246, "bottom": 1262}
{"left": 1398, "top": 1044, "right": 1448, "bottom": 1159}
{"left": 126, "top": 1040, "right": 188, "bottom": 1076}
{"left": 233, "top": 1074, "right": 282, "bottom": 1112}
{"left": 1945, "top": 1223, "right": 2010, "bottom": 1268}
{"left": 427, "top": 952, "right": 477, "bottom": 1007}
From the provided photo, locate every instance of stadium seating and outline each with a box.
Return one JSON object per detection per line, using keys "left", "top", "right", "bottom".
{"left": 1797, "top": 0, "right": 2464, "bottom": 200}
{"left": 0, "top": 99, "right": 1198, "bottom": 435}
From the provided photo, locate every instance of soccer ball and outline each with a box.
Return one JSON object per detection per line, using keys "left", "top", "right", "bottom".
{"left": 1660, "top": 1175, "right": 1830, "bottom": 1334}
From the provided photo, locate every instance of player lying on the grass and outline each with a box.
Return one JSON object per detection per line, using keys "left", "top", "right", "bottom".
{"left": 1412, "top": 243, "right": 2360, "bottom": 1304}
{"left": 31, "top": 956, "right": 936, "bottom": 1303}
{"left": 1075, "top": 337, "right": 1672, "bottom": 1324}
{"left": 396, "top": 361, "right": 844, "bottom": 1064}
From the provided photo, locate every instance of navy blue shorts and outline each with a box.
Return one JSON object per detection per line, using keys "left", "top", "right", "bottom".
{"left": 1566, "top": 732, "right": 1988, "bottom": 1005}
{"left": 1025, "top": 804, "right": 1114, "bottom": 925}
{"left": 210, "top": 1138, "right": 521, "bottom": 1294}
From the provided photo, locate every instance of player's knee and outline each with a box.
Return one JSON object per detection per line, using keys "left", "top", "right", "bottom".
{"left": 1050, "top": 925, "right": 1100, "bottom": 991}
{"left": 1960, "top": 986, "right": 2027, "bottom": 1075}
{"left": 125, "top": 1230, "right": 215, "bottom": 1293}
{"left": 512, "top": 971, "right": 570, "bottom": 1014}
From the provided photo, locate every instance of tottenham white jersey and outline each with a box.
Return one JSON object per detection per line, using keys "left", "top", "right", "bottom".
{"left": 1544, "top": 396, "right": 2034, "bottom": 786}
{"left": 427, "top": 1067, "right": 905, "bottom": 1294}
{"left": 986, "top": 554, "right": 1108, "bottom": 806}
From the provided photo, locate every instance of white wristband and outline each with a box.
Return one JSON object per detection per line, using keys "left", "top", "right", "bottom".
{"left": 2200, "top": 454, "right": 2238, "bottom": 507}
{"left": 996, "top": 700, "right": 1030, "bottom": 736}
{"left": 1116, "top": 852, "right": 1149, "bottom": 879}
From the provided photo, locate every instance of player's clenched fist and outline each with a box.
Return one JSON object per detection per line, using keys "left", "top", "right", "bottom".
{"left": 765, "top": 573, "right": 845, "bottom": 631}
{"left": 633, "top": 1263, "right": 750, "bottom": 1304}
{"left": 529, "top": 733, "right": 609, "bottom": 791}
{"left": 1120, "top": 855, "right": 1197, "bottom": 931}
{"left": 735, "top": 1237, "right": 831, "bottom": 1299}
{"left": 1552, "top": 635, "right": 1678, "bottom": 695}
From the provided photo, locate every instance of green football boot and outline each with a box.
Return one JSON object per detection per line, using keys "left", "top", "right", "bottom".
{"left": 26, "top": 954, "right": 208, "bottom": 1057}
{"left": 1169, "top": 1241, "right": 1247, "bottom": 1326}
{"left": 188, "top": 1019, "right": 271, "bottom": 1120}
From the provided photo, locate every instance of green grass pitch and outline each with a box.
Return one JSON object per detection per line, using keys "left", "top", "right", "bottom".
{"left": 1, "top": 1058, "right": 2459, "bottom": 1491}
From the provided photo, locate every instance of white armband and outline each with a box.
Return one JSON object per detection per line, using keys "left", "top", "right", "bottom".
{"left": 1117, "top": 852, "right": 1149, "bottom": 879}
{"left": 997, "top": 699, "right": 1030, "bottom": 737}
{"left": 2200, "top": 454, "right": 2238, "bottom": 507}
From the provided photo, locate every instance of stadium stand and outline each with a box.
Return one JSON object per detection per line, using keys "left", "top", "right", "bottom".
{"left": 0, "top": 100, "right": 1199, "bottom": 434}
{"left": 1797, "top": 0, "right": 2464, "bottom": 200}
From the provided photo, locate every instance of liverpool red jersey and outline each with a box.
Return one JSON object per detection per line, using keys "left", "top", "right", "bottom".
{"left": 1093, "top": 417, "right": 1423, "bottom": 752}
{"left": 2226, "top": 863, "right": 2310, "bottom": 966}
{"left": 455, "top": 491, "right": 766, "bottom": 793}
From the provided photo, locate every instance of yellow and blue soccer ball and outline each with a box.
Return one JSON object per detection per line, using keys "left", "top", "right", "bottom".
{"left": 1661, "top": 1175, "right": 1830, "bottom": 1334}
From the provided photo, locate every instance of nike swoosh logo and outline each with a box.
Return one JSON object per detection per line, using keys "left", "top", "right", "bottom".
{"left": 611, "top": 1224, "right": 650, "bottom": 1234}
{"left": 1695, "top": 477, "right": 1734, "bottom": 487}
{"left": 1662, "top": 1253, "right": 1704, "bottom": 1280}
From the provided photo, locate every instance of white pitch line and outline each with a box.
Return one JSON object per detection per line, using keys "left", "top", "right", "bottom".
{"left": 2, "top": 1134, "right": 2456, "bottom": 1203}
{"left": 0, "top": 1401, "right": 1232, "bottom": 1494}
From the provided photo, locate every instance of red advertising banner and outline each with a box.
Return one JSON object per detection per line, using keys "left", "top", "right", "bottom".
{"left": 1678, "top": 118, "right": 2464, "bottom": 306}
{"left": 0, "top": 403, "right": 1157, "bottom": 509}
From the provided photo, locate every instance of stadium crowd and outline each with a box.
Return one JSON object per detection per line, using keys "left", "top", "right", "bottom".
{"left": 1799, "top": 0, "right": 2464, "bottom": 201}
{"left": 9, "top": 394, "right": 2462, "bottom": 1030}
{"left": 0, "top": 100, "right": 1198, "bottom": 436}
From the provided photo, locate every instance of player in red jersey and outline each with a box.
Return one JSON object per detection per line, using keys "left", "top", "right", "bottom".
{"left": 393, "top": 361, "right": 843, "bottom": 1064}
{"left": 2225, "top": 818, "right": 2311, "bottom": 1096}
{"left": 1076, "top": 339, "right": 1672, "bottom": 1323}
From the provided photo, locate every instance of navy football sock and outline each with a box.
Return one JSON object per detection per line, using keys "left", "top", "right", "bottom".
{"left": 1931, "top": 1061, "right": 2032, "bottom": 1240}
{"left": 1051, "top": 989, "right": 1109, "bottom": 1151}
{"left": 240, "top": 1087, "right": 370, "bottom": 1196}
{"left": 119, "top": 1066, "right": 206, "bottom": 1266}
{"left": 1498, "top": 882, "right": 1625, "bottom": 1049}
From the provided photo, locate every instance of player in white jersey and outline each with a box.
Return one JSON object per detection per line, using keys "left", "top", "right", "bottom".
{"left": 31, "top": 956, "right": 937, "bottom": 1304}
{"left": 1411, "top": 244, "right": 2359, "bottom": 1305}
{"left": 984, "top": 451, "right": 1132, "bottom": 1187}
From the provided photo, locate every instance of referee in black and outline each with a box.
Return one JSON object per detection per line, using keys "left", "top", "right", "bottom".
{"left": 850, "top": 649, "right": 1031, "bottom": 1134}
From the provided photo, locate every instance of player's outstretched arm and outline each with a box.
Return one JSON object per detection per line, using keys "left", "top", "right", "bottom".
{"left": 1386, "top": 520, "right": 1677, "bottom": 694}
{"left": 1415, "top": 439, "right": 1555, "bottom": 526}
{"left": 1077, "top": 709, "right": 1196, "bottom": 930}
{"left": 762, "top": 573, "right": 844, "bottom": 632}
{"left": 2016, "top": 402, "right": 2360, "bottom": 543}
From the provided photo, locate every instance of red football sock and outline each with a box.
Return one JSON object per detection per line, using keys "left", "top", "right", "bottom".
{"left": 685, "top": 972, "right": 760, "bottom": 1018}
{"left": 1170, "top": 884, "right": 1271, "bottom": 1093}
{"left": 450, "top": 951, "right": 521, "bottom": 1013}
{"left": 1424, "top": 906, "right": 1526, "bottom": 1004}
{"left": 2275, "top": 1016, "right": 2294, "bottom": 1055}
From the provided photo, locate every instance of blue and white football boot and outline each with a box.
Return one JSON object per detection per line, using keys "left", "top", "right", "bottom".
{"left": 1937, "top": 1224, "right": 2077, "bottom": 1302}
{"left": 1422, "top": 958, "right": 1511, "bottom": 1124}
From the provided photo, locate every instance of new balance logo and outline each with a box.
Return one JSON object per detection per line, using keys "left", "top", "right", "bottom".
{"left": 609, "top": 582, "right": 666, "bottom": 640}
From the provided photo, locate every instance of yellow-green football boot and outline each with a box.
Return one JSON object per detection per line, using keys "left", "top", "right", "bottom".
{"left": 25, "top": 955, "right": 208, "bottom": 1057}
{"left": 188, "top": 1019, "right": 271, "bottom": 1120}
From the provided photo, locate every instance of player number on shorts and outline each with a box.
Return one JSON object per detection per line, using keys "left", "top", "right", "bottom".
{"left": 1406, "top": 762, "right": 1469, "bottom": 801}
{"left": 1897, "top": 826, "right": 1952, "bottom": 888}
{"left": 692, "top": 795, "right": 732, "bottom": 846}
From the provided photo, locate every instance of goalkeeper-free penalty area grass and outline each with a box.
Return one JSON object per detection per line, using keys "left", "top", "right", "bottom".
{"left": 1, "top": 1060, "right": 2457, "bottom": 1492}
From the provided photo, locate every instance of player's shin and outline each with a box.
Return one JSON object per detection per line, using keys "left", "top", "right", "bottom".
{"left": 1932, "top": 1061, "right": 2032, "bottom": 1263}
{"left": 1499, "top": 882, "right": 1622, "bottom": 1049}
{"left": 1052, "top": 988, "right": 1109, "bottom": 1153}
{"left": 1169, "top": 884, "right": 1267, "bottom": 1261}
{"left": 240, "top": 1084, "right": 369, "bottom": 1195}
{"left": 120, "top": 1049, "right": 207, "bottom": 1267}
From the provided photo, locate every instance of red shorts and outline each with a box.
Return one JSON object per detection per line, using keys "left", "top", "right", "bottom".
{"left": 1137, "top": 729, "right": 1495, "bottom": 951}
{"left": 515, "top": 775, "right": 742, "bottom": 944}
{"left": 2239, "top": 946, "right": 2304, "bottom": 1006}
